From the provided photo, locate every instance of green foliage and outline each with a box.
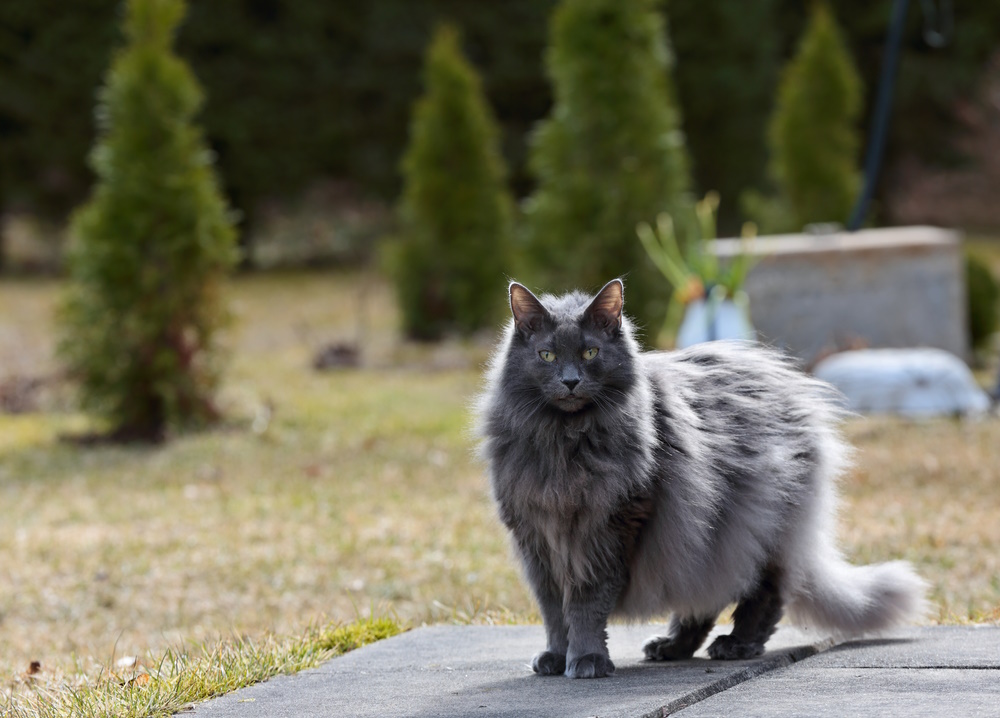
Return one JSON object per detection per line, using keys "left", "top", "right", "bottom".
{"left": 3, "top": 0, "right": 1000, "bottom": 248}
{"left": 748, "top": 2, "right": 863, "bottom": 233}
{"left": 58, "top": 0, "right": 238, "bottom": 440}
{"left": 0, "top": 0, "right": 120, "bottom": 220}
{"left": 319, "top": 1, "right": 556, "bottom": 199}
{"left": 777, "top": 0, "right": 1000, "bottom": 179}
{"left": 668, "top": 0, "right": 781, "bottom": 233}
{"left": 524, "top": 0, "right": 690, "bottom": 331}
{"left": 966, "top": 252, "right": 1000, "bottom": 351}
{"left": 637, "top": 193, "right": 757, "bottom": 344}
{"left": 0, "top": 1, "right": 555, "bottom": 242}
{"left": 390, "top": 24, "right": 514, "bottom": 340}
{"left": 638, "top": 194, "right": 757, "bottom": 299}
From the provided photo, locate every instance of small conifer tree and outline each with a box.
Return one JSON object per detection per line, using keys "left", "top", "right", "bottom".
{"left": 669, "top": 0, "right": 780, "bottom": 233}
{"left": 524, "top": 0, "right": 690, "bottom": 330}
{"left": 391, "top": 24, "right": 514, "bottom": 340}
{"left": 59, "top": 0, "right": 238, "bottom": 441}
{"left": 751, "top": 2, "right": 862, "bottom": 232}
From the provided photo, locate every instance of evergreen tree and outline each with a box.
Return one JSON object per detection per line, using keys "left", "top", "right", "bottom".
{"left": 752, "top": 2, "right": 862, "bottom": 232}
{"left": 524, "top": 0, "right": 690, "bottom": 331}
{"left": 668, "top": 0, "right": 780, "bottom": 233}
{"left": 59, "top": 0, "right": 238, "bottom": 441}
{"left": 390, "top": 24, "right": 514, "bottom": 340}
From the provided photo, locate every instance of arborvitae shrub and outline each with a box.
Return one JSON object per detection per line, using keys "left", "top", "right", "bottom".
{"left": 669, "top": 0, "right": 780, "bottom": 233}
{"left": 749, "top": 2, "right": 862, "bottom": 232}
{"left": 390, "top": 24, "right": 514, "bottom": 340}
{"left": 59, "top": 0, "right": 238, "bottom": 441}
{"left": 966, "top": 252, "right": 1000, "bottom": 351}
{"left": 523, "top": 0, "right": 690, "bottom": 331}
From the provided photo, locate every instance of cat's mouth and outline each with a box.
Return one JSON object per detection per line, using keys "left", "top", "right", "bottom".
{"left": 553, "top": 395, "right": 592, "bottom": 413}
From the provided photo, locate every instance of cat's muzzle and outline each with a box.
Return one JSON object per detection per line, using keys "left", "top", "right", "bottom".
{"left": 553, "top": 393, "right": 591, "bottom": 413}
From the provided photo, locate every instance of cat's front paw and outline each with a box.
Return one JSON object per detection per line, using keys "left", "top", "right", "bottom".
{"left": 642, "top": 635, "right": 697, "bottom": 661}
{"left": 706, "top": 634, "right": 766, "bottom": 660}
{"left": 565, "top": 653, "right": 615, "bottom": 679}
{"left": 531, "top": 650, "right": 567, "bottom": 676}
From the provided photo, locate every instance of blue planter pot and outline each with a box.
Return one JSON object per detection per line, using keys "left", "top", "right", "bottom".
{"left": 676, "top": 289, "right": 755, "bottom": 348}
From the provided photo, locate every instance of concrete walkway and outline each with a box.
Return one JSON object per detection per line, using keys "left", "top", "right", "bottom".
{"left": 189, "top": 624, "right": 1000, "bottom": 717}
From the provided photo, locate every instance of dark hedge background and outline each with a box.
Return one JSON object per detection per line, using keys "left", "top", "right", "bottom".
{"left": 1, "top": 0, "right": 997, "bottom": 241}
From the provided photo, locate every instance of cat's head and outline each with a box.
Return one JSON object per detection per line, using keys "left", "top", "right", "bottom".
{"left": 503, "top": 279, "right": 639, "bottom": 414}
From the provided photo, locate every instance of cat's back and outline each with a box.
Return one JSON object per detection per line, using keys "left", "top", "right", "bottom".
{"left": 639, "top": 341, "right": 846, "bottom": 439}
{"left": 642, "top": 341, "right": 833, "bottom": 403}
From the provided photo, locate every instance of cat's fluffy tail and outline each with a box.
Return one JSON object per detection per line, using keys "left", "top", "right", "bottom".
{"left": 787, "top": 546, "right": 928, "bottom": 637}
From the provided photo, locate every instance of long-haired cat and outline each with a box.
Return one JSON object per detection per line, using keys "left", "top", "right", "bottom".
{"left": 477, "top": 279, "right": 925, "bottom": 679}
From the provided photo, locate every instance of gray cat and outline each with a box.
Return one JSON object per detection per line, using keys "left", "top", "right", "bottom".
{"left": 476, "top": 279, "right": 926, "bottom": 679}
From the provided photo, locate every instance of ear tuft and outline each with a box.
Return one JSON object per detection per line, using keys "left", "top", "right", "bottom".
{"left": 584, "top": 279, "right": 624, "bottom": 332}
{"left": 510, "top": 282, "right": 549, "bottom": 336}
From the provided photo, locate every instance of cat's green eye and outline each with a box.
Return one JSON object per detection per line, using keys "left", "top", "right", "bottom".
{"left": 539, "top": 350, "right": 556, "bottom": 362}
{"left": 582, "top": 347, "right": 599, "bottom": 361}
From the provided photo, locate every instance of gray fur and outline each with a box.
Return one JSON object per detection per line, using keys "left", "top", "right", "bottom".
{"left": 476, "top": 279, "right": 926, "bottom": 679}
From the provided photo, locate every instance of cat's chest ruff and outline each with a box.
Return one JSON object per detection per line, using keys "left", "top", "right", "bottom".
{"left": 507, "top": 424, "right": 640, "bottom": 514}
{"left": 529, "top": 425, "right": 605, "bottom": 478}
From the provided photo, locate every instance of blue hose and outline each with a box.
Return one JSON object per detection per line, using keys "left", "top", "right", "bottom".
{"left": 847, "top": 0, "right": 910, "bottom": 231}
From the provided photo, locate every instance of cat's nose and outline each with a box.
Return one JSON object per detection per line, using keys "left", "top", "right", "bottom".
{"left": 562, "top": 378, "right": 580, "bottom": 392}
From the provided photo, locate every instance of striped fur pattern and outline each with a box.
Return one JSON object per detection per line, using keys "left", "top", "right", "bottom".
{"left": 476, "top": 279, "right": 926, "bottom": 679}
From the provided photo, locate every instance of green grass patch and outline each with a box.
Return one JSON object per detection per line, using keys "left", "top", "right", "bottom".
{"left": 3, "top": 616, "right": 401, "bottom": 717}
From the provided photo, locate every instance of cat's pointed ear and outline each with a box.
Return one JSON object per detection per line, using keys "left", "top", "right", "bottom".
{"left": 584, "top": 279, "right": 624, "bottom": 332}
{"left": 509, "top": 282, "right": 548, "bottom": 336}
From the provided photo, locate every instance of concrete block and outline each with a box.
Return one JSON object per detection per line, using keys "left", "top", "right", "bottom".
{"left": 712, "top": 226, "right": 968, "bottom": 366}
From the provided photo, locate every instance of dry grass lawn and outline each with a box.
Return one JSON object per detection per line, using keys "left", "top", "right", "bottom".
{"left": 1, "top": 270, "right": 998, "bottom": 698}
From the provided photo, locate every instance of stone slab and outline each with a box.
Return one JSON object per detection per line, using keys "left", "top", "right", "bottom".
{"left": 188, "top": 624, "right": 829, "bottom": 718}
{"left": 796, "top": 625, "right": 1000, "bottom": 669}
{"left": 675, "top": 668, "right": 1000, "bottom": 718}
{"left": 670, "top": 627, "right": 1000, "bottom": 718}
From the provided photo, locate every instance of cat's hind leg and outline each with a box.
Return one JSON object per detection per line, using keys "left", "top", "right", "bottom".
{"left": 707, "top": 563, "right": 784, "bottom": 660}
{"left": 642, "top": 613, "right": 717, "bottom": 661}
